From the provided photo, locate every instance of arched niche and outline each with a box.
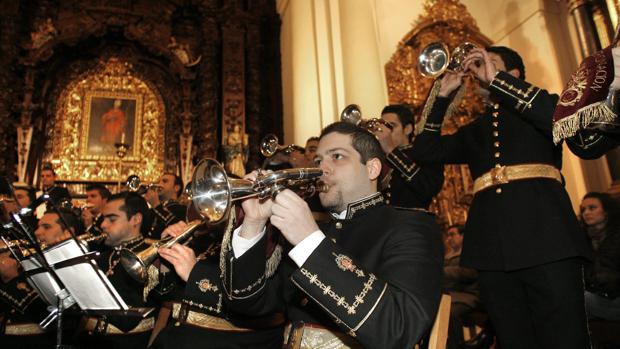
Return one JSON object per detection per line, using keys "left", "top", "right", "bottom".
{"left": 44, "top": 57, "right": 165, "bottom": 184}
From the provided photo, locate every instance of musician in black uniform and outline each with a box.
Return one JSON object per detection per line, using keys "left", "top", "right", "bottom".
{"left": 76, "top": 192, "right": 157, "bottom": 349}
{"left": 82, "top": 184, "right": 111, "bottom": 237}
{"left": 410, "top": 46, "right": 591, "bottom": 349}
{"left": 34, "top": 207, "right": 82, "bottom": 247}
{"left": 374, "top": 104, "right": 444, "bottom": 209}
{"left": 144, "top": 173, "right": 186, "bottom": 239}
{"left": 33, "top": 164, "right": 71, "bottom": 219}
{"left": 149, "top": 219, "right": 285, "bottom": 349}
{"left": 222, "top": 122, "right": 443, "bottom": 348}
{"left": 0, "top": 240, "right": 53, "bottom": 348}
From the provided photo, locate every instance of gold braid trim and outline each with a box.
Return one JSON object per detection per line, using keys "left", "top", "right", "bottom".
{"left": 265, "top": 244, "right": 282, "bottom": 278}
{"left": 415, "top": 79, "right": 442, "bottom": 135}
{"left": 445, "top": 84, "right": 466, "bottom": 120}
{"left": 219, "top": 209, "right": 236, "bottom": 279}
{"left": 143, "top": 264, "right": 160, "bottom": 301}
{"left": 552, "top": 101, "right": 616, "bottom": 144}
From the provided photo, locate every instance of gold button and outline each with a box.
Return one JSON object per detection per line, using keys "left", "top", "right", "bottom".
{"left": 386, "top": 192, "right": 391, "bottom": 197}
{"left": 494, "top": 141, "right": 500, "bottom": 147}
{"left": 493, "top": 131, "right": 499, "bottom": 137}
{"left": 494, "top": 103, "right": 499, "bottom": 110}
{"left": 495, "top": 163, "right": 502, "bottom": 168}
{"left": 496, "top": 188, "right": 502, "bottom": 194}
{"left": 492, "top": 112, "right": 499, "bottom": 117}
{"left": 335, "top": 222, "right": 342, "bottom": 229}
{"left": 493, "top": 122, "right": 498, "bottom": 127}
{"left": 300, "top": 298, "right": 309, "bottom": 306}
{"left": 386, "top": 200, "right": 391, "bottom": 204}
{"left": 494, "top": 152, "right": 500, "bottom": 158}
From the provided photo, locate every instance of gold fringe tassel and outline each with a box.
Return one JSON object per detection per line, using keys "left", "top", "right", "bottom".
{"left": 553, "top": 102, "right": 617, "bottom": 144}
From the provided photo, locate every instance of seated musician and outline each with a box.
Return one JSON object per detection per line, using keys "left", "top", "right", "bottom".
{"left": 34, "top": 207, "right": 83, "bottom": 248}
{"left": 81, "top": 184, "right": 111, "bottom": 237}
{"left": 148, "top": 217, "right": 285, "bottom": 348}
{"left": 221, "top": 121, "right": 443, "bottom": 348}
{"left": 0, "top": 240, "right": 53, "bottom": 347}
{"left": 75, "top": 192, "right": 160, "bottom": 349}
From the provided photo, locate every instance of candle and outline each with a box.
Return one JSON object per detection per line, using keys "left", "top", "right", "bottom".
{"left": 120, "top": 132, "right": 126, "bottom": 144}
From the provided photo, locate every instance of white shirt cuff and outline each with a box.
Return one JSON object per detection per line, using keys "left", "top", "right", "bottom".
{"left": 231, "top": 225, "right": 266, "bottom": 258}
{"left": 288, "top": 230, "right": 326, "bottom": 267}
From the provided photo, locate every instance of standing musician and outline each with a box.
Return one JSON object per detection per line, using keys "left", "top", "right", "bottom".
{"left": 149, "top": 219, "right": 285, "bottom": 349}
{"left": 410, "top": 45, "right": 591, "bottom": 349}
{"left": 221, "top": 121, "right": 443, "bottom": 348}
{"left": 81, "top": 184, "right": 111, "bottom": 237}
{"left": 0, "top": 240, "right": 52, "bottom": 348}
{"left": 144, "top": 173, "right": 186, "bottom": 239}
{"left": 76, "top": 192, "right": 158, "bottom": 349}
{"left": 373, "top": 104, "right": 444, "bottom": 209}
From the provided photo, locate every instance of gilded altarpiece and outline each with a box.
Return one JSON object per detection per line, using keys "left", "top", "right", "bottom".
{"left": 45, "top": 58, "right": 165, "bottom": 183}
{"left": 385, "top": 0, "right": 492, "bottom": 227}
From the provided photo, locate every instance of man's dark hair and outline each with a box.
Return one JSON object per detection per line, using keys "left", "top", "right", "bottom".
{"left": 86, "top": 184, "right": 111, "bottom": 200}
{"left": 46, "top": 207, "right": 84, "bottom": 235}
{"left": 108, "top": 192, "right": 150, "bottom": 224}
{"left": 306, "top": 136, "right": 319, "bottom": 143}
{"left": 164, "top": 173, "right": 184, "bottom": 198}
{"left": 41, "top": 163, "right": 57, "bottom": 176}
{"left": 14, "top": 186, "right": 36, "bottom": 205}
{"left": 319, "top": 122, "right": 385, "bottom": 164}
{"left": 381, "top": 104, "right": 414, "bottom": 128}
{"left": 486, "top": 46, "right": 525, "bottom": 80}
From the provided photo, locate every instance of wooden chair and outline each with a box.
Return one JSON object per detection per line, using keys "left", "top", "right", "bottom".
{"left": 427, "top": 294, "right": 452, "bottom": 349}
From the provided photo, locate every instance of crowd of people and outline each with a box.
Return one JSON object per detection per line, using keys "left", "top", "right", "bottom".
{"left": 2, "top": 42, "right": 620, "bottom": 349}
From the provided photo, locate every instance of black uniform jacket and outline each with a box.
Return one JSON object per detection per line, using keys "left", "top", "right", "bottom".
{"left": 565, "top": 128, "right": 620, "bottom": 159}
{"left": 221, "top": 193, "right": 444, "bottom": 349}
{"left": 146, "top": 200, "right": 186, "bottom": 239}
{"left": 385, "top": 145, "right": 444, "bottom": 209}
{"left": 411, "top": 71, "right": 591, "bottom": 271}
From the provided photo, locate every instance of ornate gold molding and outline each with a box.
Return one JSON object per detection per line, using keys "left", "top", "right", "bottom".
{"left": 45, "top": 57, "right": 165, "bottom": 183}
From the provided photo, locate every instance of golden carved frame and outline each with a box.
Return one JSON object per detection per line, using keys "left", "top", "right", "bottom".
{"left": 47, "top": 58, "right": 165, "bottom": 183}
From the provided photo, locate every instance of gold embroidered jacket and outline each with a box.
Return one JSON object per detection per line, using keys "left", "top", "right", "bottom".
{"left": 221, "top": 193, "right": 443, "bottom": 348}
{"left": 146, "top": 200, "right": 186, "bottom": 239}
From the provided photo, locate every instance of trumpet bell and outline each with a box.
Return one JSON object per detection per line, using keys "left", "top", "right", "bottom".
{"left": 126, "top": 175, "right": 141, "bottom": 192}
{"left": 418, "top": 42, "right": 450, "bottom": 78}
{"left": 119, "top": 248, "right": 149, "bottom": 282}
{"left": 260, "top": 134, "right": 280, "bottom": 157}
{"left": 340, "top": 104, "right": 362, "bottom": 126}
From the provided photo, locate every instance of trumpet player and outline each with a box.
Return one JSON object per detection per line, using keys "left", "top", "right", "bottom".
{"left": 0, "top": 240, "right": 52, "bottom": 347}
{"left": 373, "top": 104, "right": 444, "bottom": 210}
{"left": 222, "top": 121, "right": 443, "bottom": 348}
{"left": 81, "top": 184, "right": 111, "bottom": 236}
{"left": 34, "top": 207, "right": 83, "bottom": 248}
{"left": 145, "top": 173, "right": 186, "bottom": 239}
{"left": 410, "top": 46, "right": 591, "bottom": 349}
{"left": 76, "top": 192, "right": 158, "bottom": 348}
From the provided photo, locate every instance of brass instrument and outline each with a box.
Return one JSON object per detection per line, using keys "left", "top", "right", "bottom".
{"left": 260, "top": 134, "right": 303, "bottom": 158}
{"left": 0, "top": 239, "right": 30, "bottom": 254}
{"left": 120, "top": 158, "right": 328, "bottom": 282}
{"left": 417, "top": 42, "right": 478, "bottom": 78}
{"left": 340, "top": 104, "right": 393, "bottom": 132}
{"left": 125, "top": 175, "right": 163, "bottom": 195}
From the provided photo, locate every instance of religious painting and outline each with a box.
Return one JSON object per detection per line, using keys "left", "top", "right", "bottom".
{"left": 83, "top": 93, "right": 141, "bottom": 157}
{"left": 46, "top": 58, "right": 164, "bottom": 183}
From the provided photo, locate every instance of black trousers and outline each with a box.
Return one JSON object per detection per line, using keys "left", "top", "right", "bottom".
{"left": 479, "top": 258, "right": 591, "bottom": 349}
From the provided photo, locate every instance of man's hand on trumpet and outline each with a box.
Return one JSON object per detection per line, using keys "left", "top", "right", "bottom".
{"left": 270, "top": 189, "right": 319, "bottom": 246}
{"left": 461, "top": 47, "right": 498, "bottom": 85}
{"left": 438, "top": 70, "right": 466, "bottom": 98}
{"left": 373, "top": 124, "right": 397, "bottom": 154}
{"left": 159, "top": 220, "right": 197, "bottom": 282}
{"left": 239, "top": 170, "right": 275, "bottom": 239}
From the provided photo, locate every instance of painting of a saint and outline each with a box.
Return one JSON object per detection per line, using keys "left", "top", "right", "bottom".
{"left": 86, "top": 96, "right": 137, "bottom": 156}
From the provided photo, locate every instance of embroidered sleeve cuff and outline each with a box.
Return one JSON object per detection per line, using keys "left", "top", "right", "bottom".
{"left": 232, "top": 226, "right": 266, "bottom": 258}
{"left": 387, "top": 147, "right": 421, "bottom": 180}
{"left": 489, "top": 71, "right": 540, "bottom": 113}
{"left": 288, "top": 230, "right": 325, "bottom": 267}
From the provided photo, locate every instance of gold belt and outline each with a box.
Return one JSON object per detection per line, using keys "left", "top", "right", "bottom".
{"left": 171, "top": 302, "right": 252, "bottom": 332}
{"left": 4, "top": 323, "right": 46, "bottom": 336}
{"left": 81, "top": 316, "right": 154, "bottom": 335}
{"left": 283, "top": 323, "right": 362, "bottom": 349}
{"left": 473, "top": 164, "right": 562, "bottom": 194}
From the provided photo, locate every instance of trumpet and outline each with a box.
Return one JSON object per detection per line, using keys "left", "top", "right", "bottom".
{"left": 120, "top": 158, "right": 328, "bottom": 282}
{"left": 0, "top": 239, "right": 30, "bottom": 254}
{"left": 340, "top": 104, "right": 393, "bottom": 133}
{"left": 260, "top": 134, "right": 303, "bottom": 158}
{"left": 417, "top": 42, "right": 478, "bottom": 78}
{"left": 126, "top": 175, "right": 163, "bottom": 195}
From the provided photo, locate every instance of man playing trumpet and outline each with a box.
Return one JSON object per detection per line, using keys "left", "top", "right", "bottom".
{"left": 410, "top": 45, "right": 591, "bottom": 349}
{"left": 219, "top": 122, "right": 443, "bottom": 348}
